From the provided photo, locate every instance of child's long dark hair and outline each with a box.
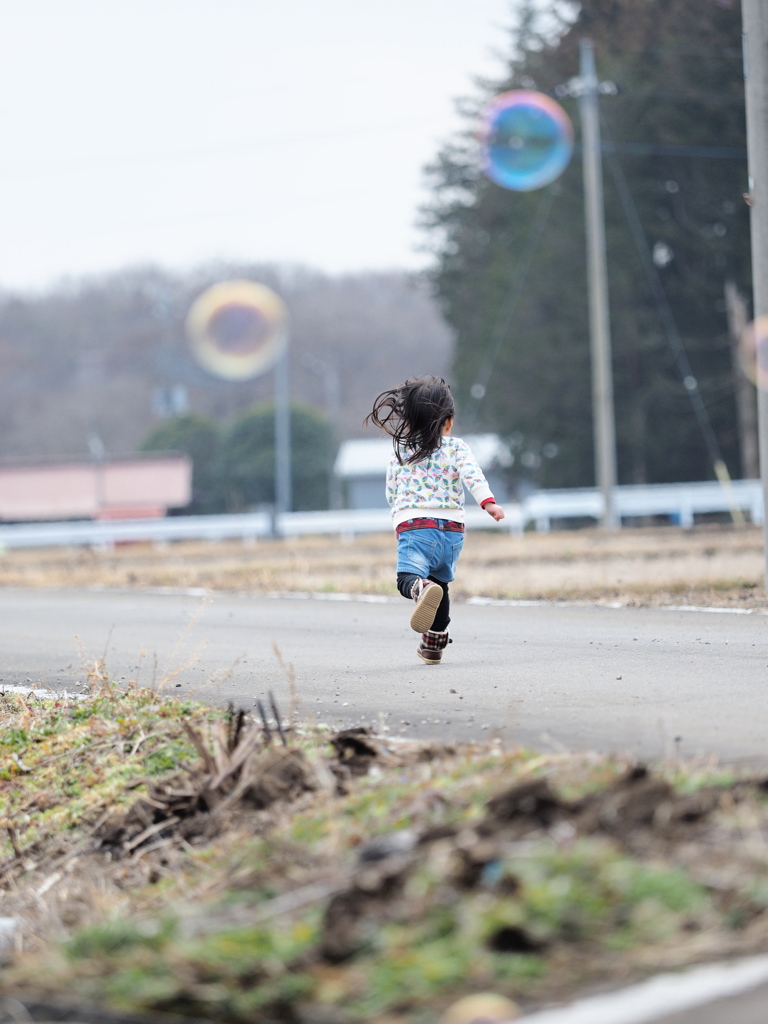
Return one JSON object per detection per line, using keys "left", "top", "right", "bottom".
{"left": 365, "top": 375, "right": 455, "bottom": 464}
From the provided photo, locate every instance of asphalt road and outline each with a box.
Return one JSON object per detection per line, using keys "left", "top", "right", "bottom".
{"left": 3, "top": 585, "right": 768, "bottom": 1023}
{"left": 1, "top": 586, "right": 766, "bottom": 762}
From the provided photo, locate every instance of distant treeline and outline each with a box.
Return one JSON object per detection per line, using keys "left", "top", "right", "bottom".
{"left": 0, "top": 264, "right": 452, "bottom": 463}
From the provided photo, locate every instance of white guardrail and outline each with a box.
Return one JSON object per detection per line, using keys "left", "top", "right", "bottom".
{"left": 524, "top": 478, "right": 765, "bottom": 532}
{"left": 0, "top": 479, "right": 762, "bottom": 550}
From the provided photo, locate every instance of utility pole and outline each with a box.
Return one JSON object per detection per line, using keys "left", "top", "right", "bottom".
{"left": 184, "top": 279, "right": 291, "bottom": 527}
{"left": 742, "top": 0, "right": 768, "bottom": 583}
{"left": 579, "top": 39, "right": 618, "bottom": 529}
{"left": 559, "top": 41, "right": 619, "bottom": 528}
{"left": 274, "top": 345, "right": 292, "bottom": 519}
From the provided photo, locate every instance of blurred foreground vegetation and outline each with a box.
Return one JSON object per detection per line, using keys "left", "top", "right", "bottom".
{"left": 1, "top": 678, "right": 768, "bottom": 1023}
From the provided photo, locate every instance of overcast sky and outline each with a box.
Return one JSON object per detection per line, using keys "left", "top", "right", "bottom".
{"left": 0, "top": 0, "right": 517, "bottom": 293}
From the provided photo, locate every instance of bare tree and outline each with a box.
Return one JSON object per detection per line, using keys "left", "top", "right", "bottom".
{"left": 0, "top": 265, "right": 453, "bottom": 460}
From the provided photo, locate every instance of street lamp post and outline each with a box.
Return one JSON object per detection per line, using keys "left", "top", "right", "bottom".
{"left": 185, "top": 280, "right": 291, "bottom": 527}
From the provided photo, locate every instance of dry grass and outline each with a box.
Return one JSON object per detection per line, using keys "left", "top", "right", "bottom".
{"left": 0, "top": 523, "right": 766, "bottom": 608}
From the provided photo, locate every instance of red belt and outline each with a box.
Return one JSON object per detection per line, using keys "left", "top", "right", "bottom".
{"left": 396, "top": 518, "right": 465, "bottom": 535}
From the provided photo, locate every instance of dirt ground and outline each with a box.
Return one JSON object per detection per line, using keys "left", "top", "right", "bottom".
{"left": 0, "top": 523, "right": 766, "bottom": 609}
{"left": 2, "top": 687, "right": 768, "bottom": 1024}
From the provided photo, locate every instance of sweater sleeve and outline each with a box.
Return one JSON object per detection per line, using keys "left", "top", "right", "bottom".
{"left": 385, "top": 451, "right": 399, "bottom": 508}
{"left": 454, "top": 439, "right": 494, "bottom": 507}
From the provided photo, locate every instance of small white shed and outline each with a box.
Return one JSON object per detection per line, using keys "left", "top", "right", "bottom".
{"left": 334, "top": 435, "right": 512, "bottom": 510}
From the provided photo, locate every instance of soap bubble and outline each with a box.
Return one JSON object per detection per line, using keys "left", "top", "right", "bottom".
{"left": 739, "top": 316, "right": 768, "bottom": 390}
{"left": 480, "top": 90, "right": 573, "bottom": 192}
{"left": 186, "top": 280, "right": 288, "bottom": 381}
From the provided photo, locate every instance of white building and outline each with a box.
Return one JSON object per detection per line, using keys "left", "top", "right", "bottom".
{"left": 334, "top": 435, "right": 513, "bottom": 510}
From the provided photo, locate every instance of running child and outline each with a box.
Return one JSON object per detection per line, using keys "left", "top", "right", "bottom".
{"left": 365, "top": 375, "right": 505, "bottom": 664}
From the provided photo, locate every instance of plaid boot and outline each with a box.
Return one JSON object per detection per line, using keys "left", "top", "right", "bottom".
{"left": 409, "top": 578, "right": 444, "bottom": 633}
{"left": 416, "top": 629, "right": 451, "bottom": 665}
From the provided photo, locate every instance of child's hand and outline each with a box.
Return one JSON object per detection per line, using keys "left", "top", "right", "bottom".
{"left": 484, "top": 502, "right": 505, "bottom": 522}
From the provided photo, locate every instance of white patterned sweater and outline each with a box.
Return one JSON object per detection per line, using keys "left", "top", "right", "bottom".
{"left": 386, "top": 436, "right": 495, "bottom": 529}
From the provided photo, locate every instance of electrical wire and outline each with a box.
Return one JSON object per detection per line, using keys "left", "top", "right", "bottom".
{"left": 0, "top": 113, "right": 448, "bottom": 180}
{"left": 602, "top": 141, "right": 746, "bottom": 160}
{"left": 601, "top": 118, "right": 745, "bottom": 521}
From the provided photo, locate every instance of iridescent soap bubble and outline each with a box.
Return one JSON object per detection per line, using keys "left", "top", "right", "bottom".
{"left": 739, "top": 316, "right": 768, "bottom": 391}
{"left": 480, "top": 90, "right": 574, "bottom": 192}
{"left": 186, "top": 280, "right": 288, "bottom": 381}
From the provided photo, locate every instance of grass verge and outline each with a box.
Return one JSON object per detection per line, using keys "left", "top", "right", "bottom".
{"left": 1, "top": 680, "right": 768, "bottom": 1023}
{"left": 0, "top": 525, "right": 766, "bottom": 608}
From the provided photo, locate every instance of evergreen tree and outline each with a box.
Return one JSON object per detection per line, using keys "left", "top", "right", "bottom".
{"left": 216, "top": 404, "right": 338, "bottom": 512}
{"left": 140, "top": 413, "right": 222, "bottom": 514}
{"left": 422, "top": 0, "right": 749, "bottom": 489}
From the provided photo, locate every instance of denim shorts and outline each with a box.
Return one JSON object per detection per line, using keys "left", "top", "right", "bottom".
{"left": 396, "top": 525, "right": 464, "bottom": 583}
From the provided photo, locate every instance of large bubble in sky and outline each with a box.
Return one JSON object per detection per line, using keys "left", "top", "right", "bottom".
{"left": 186, "top": 280, "right": 288, "bottom": 381}
{"left": 480, "top": 90, "right": 574, "bottom": 192}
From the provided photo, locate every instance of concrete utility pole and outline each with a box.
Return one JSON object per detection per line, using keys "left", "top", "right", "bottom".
{"left": 556, "top": 42, "right": 618, "bottom": 528}
{"left": 743, "top": 0, "right": 768, "bottom": 583}
{"left": 274, "top": 345, "right": 292, "bottom": 518}
{"left": 578, "top": 39, "right": 618, "bottom": 529}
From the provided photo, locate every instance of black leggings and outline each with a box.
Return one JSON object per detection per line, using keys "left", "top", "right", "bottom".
{"left": 397, "top": 572, "right": 450, "bottom": 631}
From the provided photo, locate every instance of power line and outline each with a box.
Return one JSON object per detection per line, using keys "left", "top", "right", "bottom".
{"left": 601, "top": 118, "right": 733, "bottom": 484}
{"left": 617, "top": 91, "right": 745, "bottom": 105}
{"left": 0, "top": 113, "right": 448, "bottom": 180}
{"left": 597, "top": 45, "right": 743, "bottom": 58}
{"left": 571, "top": 141, "right": 746, "bottom": 160}
{"left": 602, "top": 141, "right": 746, "bottom": 160}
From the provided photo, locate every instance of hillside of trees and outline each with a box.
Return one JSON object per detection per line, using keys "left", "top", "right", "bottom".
{"left": 139, "top": 404, "right": 339, "bottom": 514}
{"left": 421, "top": 0, "right": 753, "bottom": 490}
{"left": 1, "top": 0, "right": 755, "bottom": 505}
{"left": 0, "top": 265, "right": 452, "bottom": 463}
